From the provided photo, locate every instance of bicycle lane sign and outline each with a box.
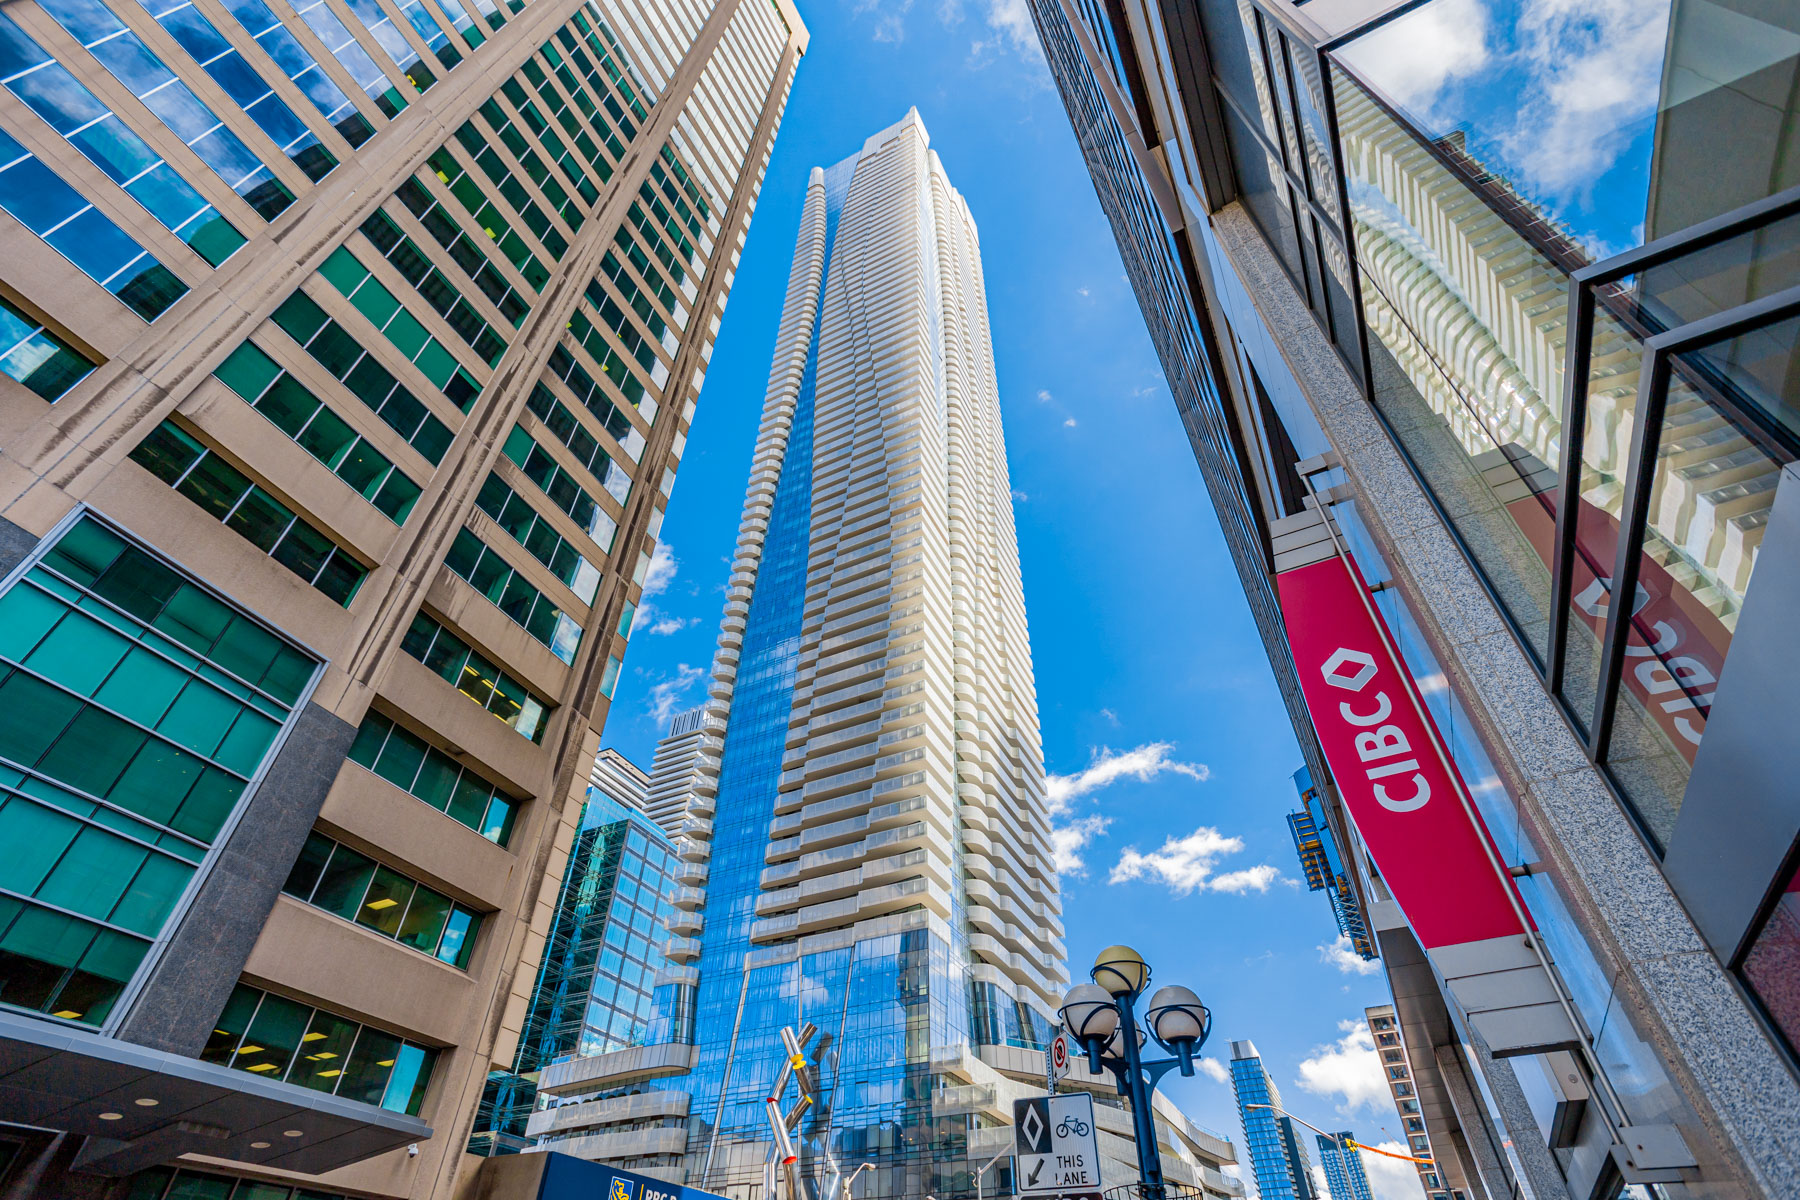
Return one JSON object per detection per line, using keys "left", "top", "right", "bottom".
{"left": 1014, "top": 1092, "right": 1101, "bottom": 1196}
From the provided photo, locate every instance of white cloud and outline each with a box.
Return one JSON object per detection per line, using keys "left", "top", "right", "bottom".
{"left": 1051, "top": 814, "right": 1110, "bottom": 876}
{"left": 1011, "top": 489, "right": 1029, "bottom": 502}
{"left": 1296, "top": 1022, "right": 1390, "bottom": 1115}
{"left": 1342, "top": 0, "right": 1489, "bottom": 114}
{"left": 1046, "top": 743, "right": 1208, "bottom": 814}
{"left": 646, "top": 611, "right": 694, "bottom": 636}
{"left": 1196, "top": 1056, "right": 1230, "bottom": 1084}
{"left": 1320, "top": 934, "right": 1381, "bottom": 976}
{"left": 964, "top": 0, "right": 1044, "bottom": 68}
{"left": 1036, "top": 388, "right": 1052, "bottom": 402}
{"left": 1098, "top": 707, "right": 1119, "bottom": 726}
{"left": 860, "top": 0, "right": 1042, "bottom": 62}
{"left": 853, "top": 0, "right": 914, "bottom": 42}
{"left": 1063, "top": 417, "right": 1077, "bottom": 428}
{"left": 1210, "top": 864, "right": 1283, "bottom": 893}
{"left": 1496, "top": 0, "right": 1671, "bottom": 197}
{"left": 643, "top": 541, "right": 678, "bottom": 598}
{"left": 1362, "top": 1141, "right": 1431, "bottom": 1200}
{"left": 1076, "top": 286, "right": 1090, "bottom": 297}
{"left": 1109, "top": 827, "right": 1282, "bottom": 896}
{"left": 646, "top": 664, "right": 704, "bottom": 723}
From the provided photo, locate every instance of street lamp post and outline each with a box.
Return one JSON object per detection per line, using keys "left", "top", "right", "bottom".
{"left": 1057, "top": 946, "right": 1212, "bottom": 1200}
{"left": 974, "top": 1148, "right": 1010, "bottom": 1200}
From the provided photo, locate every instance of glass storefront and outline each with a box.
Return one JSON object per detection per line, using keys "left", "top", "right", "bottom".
{"left": 1208, "top": 0, "right": 1800, "bottom": 859}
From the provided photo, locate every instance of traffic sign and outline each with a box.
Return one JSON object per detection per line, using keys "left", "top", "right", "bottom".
{"left": 1047, "top": 1032, "right": 1072, "bottom": 1083}
{"left": 1014, "top": 1092, "right": 1101, "bottom": 1197}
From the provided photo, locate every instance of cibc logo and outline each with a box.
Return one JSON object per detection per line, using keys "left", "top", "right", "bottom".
{"left": 1318, "top": 647, "right": 1431, "bottom": 813}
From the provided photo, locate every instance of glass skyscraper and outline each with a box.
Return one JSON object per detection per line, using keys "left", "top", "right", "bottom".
{"left": 1314, "top": 1132, "right": 1373, "bottom": 1200}
{"left": 1229, "top": 1041, "right": 1313, "bottom": 1200}
{"left": 530, "top": 110, "right": 1236, "bottom": 1200}
{"left": 470, "top": 757, "right": 677, "bottom": 1157}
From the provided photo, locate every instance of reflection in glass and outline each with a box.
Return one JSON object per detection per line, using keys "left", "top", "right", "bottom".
{"left": 1336, "top": 75, "right": 1570, "bottom": 656}
{"left": 1332, "top": 58, "right": 1793, "bottom": 840}
{"left": 1743, "top": 860, "right": 1800, "bottom": 1058}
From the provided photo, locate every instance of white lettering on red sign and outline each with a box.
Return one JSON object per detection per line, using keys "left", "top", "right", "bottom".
{"left": 1317, "top": 647, "right": 1430, "bottom": 813}
{"left": 1276, "top": 553, "right": 1530, "bottom": 950}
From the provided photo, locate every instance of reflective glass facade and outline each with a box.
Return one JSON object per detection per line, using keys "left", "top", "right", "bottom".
{"left": 1314, "top": 1132, "right": 1372, "bottom": 1200}
{"left": 540, "top": 114, "right": 1073, "bottom": 1199}
{"left": 471, "top": 785, "right": 676, "bottom": 1155}
{"left": 1035, "top": 0, "right": 1800, "bottom": 1195}
{"left": 645, "top": 151, "right": 833, "bottom": 1185}
{"left": 1229, "top": 1046, "right": 1306, "bottom": 1200}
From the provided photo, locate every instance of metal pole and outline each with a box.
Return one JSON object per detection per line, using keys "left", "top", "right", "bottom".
{"left": 976, "top": 1148, "right": 1009, "bottom": 1200}
{"left": 1115, "top": 995, "right": 1167, "bottom": 1200}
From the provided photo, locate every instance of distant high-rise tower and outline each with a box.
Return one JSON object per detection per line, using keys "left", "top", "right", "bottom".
{"left": 527, "top": 109, "right": 1238, "bottom": 1200}
{"left": 591, "top": 746, "right": 652, "bottom": 817}
{"left": 641, "top": 704, "right": 719, "bottom": 838}
{"left": 1231, "top": 1040, "right": 1315, "bottom": 1200}
{"left": 1315, "top": 1132, "right": 1374, "bottom": 1200}
{"left": 1366, "top": 1005, "right": 1454, "bottom": 1198}
{"left": 470, "top": 777, "right": 679, "bottom": 1155}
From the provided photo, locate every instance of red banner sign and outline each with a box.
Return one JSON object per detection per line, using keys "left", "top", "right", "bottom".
{"left": 1277, "top": 554, "right": 1529, "bottom": 950}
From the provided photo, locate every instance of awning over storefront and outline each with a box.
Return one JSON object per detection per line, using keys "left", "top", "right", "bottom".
{"left": 0, "top": 1010, "right": 429, "bottom": 1177}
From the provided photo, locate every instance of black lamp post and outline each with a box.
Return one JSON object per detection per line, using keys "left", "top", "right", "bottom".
{"left": 1057, "top": 946, "right": 1212, "bottom": 1200}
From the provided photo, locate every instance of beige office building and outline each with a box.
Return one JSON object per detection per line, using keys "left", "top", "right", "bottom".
{"left": 0, "top": 0, "right": 804, "bottom": 1197}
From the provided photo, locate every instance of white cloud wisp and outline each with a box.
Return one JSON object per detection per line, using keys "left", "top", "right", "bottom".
{"left": 1108, "top": 827, "right": 1282, "bottom": 896}
{"left": 1320, "top": 934, "right": 1381, "bottom": 976}
{"left": 1046, "top": 742, "right": 1208, "bottom": 815}
{"left": 1051, "top": 814, "right": 1110, "bottom": 876}
{"left": 647, "top": 664, "right": 704, "bottom": 724}
{"left": 1296, "top": 1022, "right": 1390, "bottom": 1115}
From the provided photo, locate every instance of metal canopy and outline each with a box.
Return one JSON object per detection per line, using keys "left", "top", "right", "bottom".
{"left": 0, "top": 1010, "right": 430, "bottom": 1177}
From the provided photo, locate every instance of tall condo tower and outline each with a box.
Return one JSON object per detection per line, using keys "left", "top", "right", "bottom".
{"left": 0, "top": 1, "right": 805, "bottom": 1198}
{"left": 640, "top": 704, "right": 719, "bottom": 837}
{"left": 1314, "top": 1132, "right": 1374, "bottom": 1200}
{"left": 1229, "top": 1041, "right": 1314, "bottom": 1200}
{"left": 536, "top": 109, "right": 1082, "bottom": 1197}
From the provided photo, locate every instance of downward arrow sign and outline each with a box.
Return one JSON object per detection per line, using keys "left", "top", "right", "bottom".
{"left": 1026, "top": 1161, "right": 1044, "bottom": 1188}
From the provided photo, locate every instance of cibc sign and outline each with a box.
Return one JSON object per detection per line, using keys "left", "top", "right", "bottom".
{"left": 1276, "top": 554, "right": 1528, "bottom": 951}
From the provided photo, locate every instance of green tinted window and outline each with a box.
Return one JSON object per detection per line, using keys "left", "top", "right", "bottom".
{"left": 391, "top": 179, "right": 530, "bottom": 325}
{"left": 443, "top": 528, "right": 583, "bottom": 663}
{"left": 359, "top": 209, "right": 508, "bottom": 364}
{"left": 345, "top": 710, "right": 518, "bottom": 842}
{"left": 316, "top": 247, "right": 484, "bottom": 408}
{"left": 473, "top": 472, "right": 601, "bottom": 602}
{"left": 128, "top": 422, "right": 368, "bottom": 606}
{"left": 393, "top": 613, "right": 550, "bottom": 741}
{"left": 270, "top": 291, "right": 456, "bottom": 462}
{"left": 0, "top": 294, "right": 96, "bottom": 401}
{"left": 213, "top": 343, "right": 421, "bottom": 524}
{"left": 204, "top": 982, "right": 437, "bottom": 1114}
{"left": 0, "top": 516, "right": 318, "bottom": 1025}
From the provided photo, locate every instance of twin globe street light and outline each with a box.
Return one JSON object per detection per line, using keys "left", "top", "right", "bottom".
{"left": 1057, "top": 946, "right": 1212, "bottom": 1200}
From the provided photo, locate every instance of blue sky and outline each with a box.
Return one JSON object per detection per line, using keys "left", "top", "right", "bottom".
{"left": 604, "top": 5, "right": 1414, "bottom": 1194}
